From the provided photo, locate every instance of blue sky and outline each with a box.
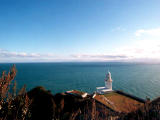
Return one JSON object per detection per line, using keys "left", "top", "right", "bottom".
{"left": 0, "top": 0, "right": 160, "bottom": 62}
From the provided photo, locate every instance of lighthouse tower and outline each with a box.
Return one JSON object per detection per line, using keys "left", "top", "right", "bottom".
{"left": 105, "top": 71, "right": 113, "bottom": 90}
{"left": 96, "top": 71, "right": 113, "bottom": 94}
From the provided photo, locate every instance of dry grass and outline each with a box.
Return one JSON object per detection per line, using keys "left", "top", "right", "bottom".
{"left": 0, "top": 65, "right": 31, "bottom": 120}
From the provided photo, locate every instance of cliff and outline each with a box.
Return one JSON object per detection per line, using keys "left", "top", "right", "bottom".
{"left": 26, "top": 87, "right": 160, "bottom": 120}
{"left": 27, "top": 87, "right": 120, "bottom": 120}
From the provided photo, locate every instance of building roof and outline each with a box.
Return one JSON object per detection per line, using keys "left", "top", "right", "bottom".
{"left": 65, "top": 90, "right": 88, "bottom": 98}
{"left": 94, "top": 91, "right": 145, "bottom": 113}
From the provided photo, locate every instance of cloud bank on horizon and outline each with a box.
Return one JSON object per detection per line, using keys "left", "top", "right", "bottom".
{"left": 1, "top": 27, "right": 160, "bottom": 63}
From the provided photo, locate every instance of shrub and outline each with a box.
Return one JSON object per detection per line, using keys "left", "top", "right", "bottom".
{"left": 0, "top": 65, "right": 31, "bottom": 120}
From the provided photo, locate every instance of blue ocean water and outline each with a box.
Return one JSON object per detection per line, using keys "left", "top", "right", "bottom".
{"left": 0, "top": 62, "right": 160, "bottom": 100}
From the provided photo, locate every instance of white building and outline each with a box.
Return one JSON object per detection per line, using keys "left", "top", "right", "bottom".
{"left": 96, "top": 71, "right": 113, "bottom": 94}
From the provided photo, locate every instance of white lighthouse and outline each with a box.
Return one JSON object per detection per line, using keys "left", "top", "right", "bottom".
{"left": 105, "top": 71, "right": 112, "bottom": 90}
{"left": 96, "top": 71, "right": 113, "bottom": 94}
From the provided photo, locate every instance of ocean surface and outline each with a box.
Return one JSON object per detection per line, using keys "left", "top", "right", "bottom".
{"left": 0, "top": 62, "right": 160, "bottom": 100}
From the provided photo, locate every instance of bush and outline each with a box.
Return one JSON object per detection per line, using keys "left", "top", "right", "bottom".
{"left": 0, "top": 65, "right": 31, "bottom": 120}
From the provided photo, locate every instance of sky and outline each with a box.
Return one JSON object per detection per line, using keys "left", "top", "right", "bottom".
{"left": 0, "top": 0, "right": 160, "bottom": 62}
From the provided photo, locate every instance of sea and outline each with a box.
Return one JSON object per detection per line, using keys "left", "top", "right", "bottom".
{"left": 0, "top": 62, "right": 160, "bottom": 100}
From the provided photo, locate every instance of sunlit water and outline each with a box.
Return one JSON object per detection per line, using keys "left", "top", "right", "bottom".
{"left": 0, "top": 62, "right": 160, "bottom": 100}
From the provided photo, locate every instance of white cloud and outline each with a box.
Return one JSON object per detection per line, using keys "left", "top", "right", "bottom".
{"left": 115, "top": 40, "right": 160, "bottom": 59}
{"left": 0, "top": 49, "right": 56, "bottom": 58}
{"left": 111, "top": 26, "right": 126, "bottom": 32}
{"left": 0, "top": 49, "right": 129, "bottom": 62}
{"left": 71, "top": 27, "right": 160, "bottom": 62}
{"left": 71, "top": 54, "right": 128, "bottom": 61}
{"left": 0, "top": 49, "right": 60, "bottom": 62}
{"left": 135, "top": 28, "right": 160, "bottom": 37}
{"left": 116, "top": 27, "right": 160, "bottom": 61}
